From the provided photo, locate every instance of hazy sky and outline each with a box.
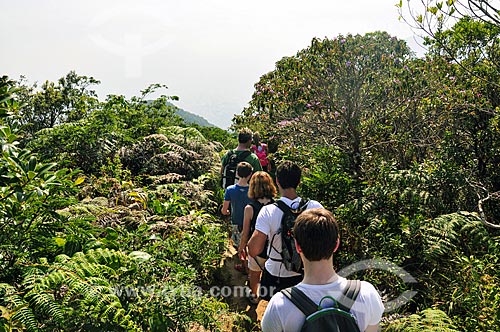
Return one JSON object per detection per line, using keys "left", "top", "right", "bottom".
{"left": 1, "top": 0, "right": 423, "bottom": 129}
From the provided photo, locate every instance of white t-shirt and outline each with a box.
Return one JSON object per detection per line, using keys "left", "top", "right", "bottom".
{"left": 254, "top": 197, "right": 323, "bottom": 278}
{"left": 261, "top": 276, "right": 384, "bottom": 332}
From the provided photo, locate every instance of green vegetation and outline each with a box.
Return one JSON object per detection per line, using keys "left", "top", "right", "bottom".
{"left": 1, "top": 3, "right": 500, "bottom": 330}
{"left": 232, "top": 10, "right": 500, "bottom": 331}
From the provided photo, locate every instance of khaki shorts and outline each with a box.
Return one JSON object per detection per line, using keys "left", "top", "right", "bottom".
{"left": 248, "top": 255, "right": 267, "bottom": 272}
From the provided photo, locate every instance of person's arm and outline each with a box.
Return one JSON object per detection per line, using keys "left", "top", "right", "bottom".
{"left": 238, "top": 205, "right": 253, "bottom": 259}
{"left": 247, "top": 229, "right": 266, "bottom": 258}
{"left": 253, "top": 158, "right": 263, "bottom": 172}
{"left": 220, "top": 152, "right": 228, "bottom": 176}
{"left": 365, "top": 324, "right": 380, "bottom": 332}
{"left": 221, "top": 200, "right": 230, "bottom": 216}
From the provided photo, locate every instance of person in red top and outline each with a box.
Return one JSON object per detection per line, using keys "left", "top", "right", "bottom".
{"left": 251, "top": 132, "right": 270, "bottom": 172}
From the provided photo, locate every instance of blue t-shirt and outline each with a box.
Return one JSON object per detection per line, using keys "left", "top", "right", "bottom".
{"left": 224, "top": 184, "right": 250, "bottom": 227}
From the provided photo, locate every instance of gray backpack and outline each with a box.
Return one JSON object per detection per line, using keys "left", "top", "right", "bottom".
{"left": 281, "top": 280, "right": 362, "bottom": 332}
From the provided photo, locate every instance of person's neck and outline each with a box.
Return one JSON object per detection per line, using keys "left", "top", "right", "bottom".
{"left": 237, "top": 179, "right": 249, "bottom": 186}
{"left": 236, "top": 144, "right": 249, "bottom": 150}
{"left": 301, "top": 259, "right": 338, "bottom": 285}
{"left": 257, "top": 197, "right": 272, "bottom": 204}
{"left": 280, "top": 188, "right": 298, "bottom": 200}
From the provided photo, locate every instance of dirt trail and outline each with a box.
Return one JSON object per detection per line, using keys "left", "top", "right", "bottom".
{"left": 223, "top": 245, "right": 268, "bottom": 331}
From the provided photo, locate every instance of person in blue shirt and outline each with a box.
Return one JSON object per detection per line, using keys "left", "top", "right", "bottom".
{"left": 221, "top": 161, "right": 253, "bottom": 273}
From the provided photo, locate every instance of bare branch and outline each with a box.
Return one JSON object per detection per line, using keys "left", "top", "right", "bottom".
{"left": 478, "top": 191, "right": 500, "bottom": 229}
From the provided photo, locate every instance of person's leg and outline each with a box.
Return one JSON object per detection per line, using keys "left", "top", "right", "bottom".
{"left": 247, "top": 256, "right": 266, "bottom": 297}
{"left": 231, "top": 225, "right": 245, "bottom": 272}
{"left": 259, "top": 268, "right": 280, "bottom": 301}
{"left": 246, "top": 257, "right": 261, "bottom": 304}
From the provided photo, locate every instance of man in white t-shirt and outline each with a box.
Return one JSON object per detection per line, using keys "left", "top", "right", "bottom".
{"left": 247, "top": 161, "right": 323, "bottom": 300}
{"left": 261, "top": 208, "right": 384, "bottom": 332}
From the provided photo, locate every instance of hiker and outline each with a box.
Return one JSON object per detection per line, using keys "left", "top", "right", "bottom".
{"left": 237, "top": 171, "right": 277, "bottom": 304}
{"left": 220, "top": 128, "right": 262, "bottom": 189}
{"left": 221, "top": 161, "right": 253, "bottom": 273}
{"left": 251, "top": 131, "right": 270, "bottom": 172}
{"left": 261, "top": 208, "right": 384, "bottom": 332}
{"left": 247, "top": 161, "right": 323, "bottom": 300}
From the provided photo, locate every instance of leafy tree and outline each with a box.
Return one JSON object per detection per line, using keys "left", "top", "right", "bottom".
{"left": 234, "top": 32, "right": 414, "bottom": 180}
{"left": 0, "top": 79, "right": 80, "bottom": 283}
{"left": 398, "top": 0, "right": 500, "bottom": 85}
{"left": 0, "top": 76, "right": 19, "bottom": 119}
{"left": 399, "top": 14, "right": 500, "bottom": 191}
{"left": 15, "top": 71, "right": 100, "bottom": 139}
{"left": 26, "top": 83, "right": 184, "bottom": 175}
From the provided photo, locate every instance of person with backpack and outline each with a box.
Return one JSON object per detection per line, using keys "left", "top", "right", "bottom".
{"left": 261, "top": 208, "right": 384, "bottom": 332}
{"left": 250, "top": 131, "right": 270, "bottom": 172}
{"left": 247, "top": 161, "right": 323, "bottom": 300}
{"left": 237, "top": 171, "right": 277, "bottom": 304}
{"left": 220, "top": 128, "right": 262, "bottom": 188}
{"left": 221, "top": 162, "right": 254, "bottom": 273}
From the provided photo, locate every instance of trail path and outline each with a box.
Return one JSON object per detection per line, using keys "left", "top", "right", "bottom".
{"left": 223, "top": 245, "right": 268, "bottom": 331}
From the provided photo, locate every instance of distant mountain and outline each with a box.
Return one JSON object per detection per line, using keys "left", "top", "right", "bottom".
{"left": 174, "top": 107, "right": 216, "bottom": 128}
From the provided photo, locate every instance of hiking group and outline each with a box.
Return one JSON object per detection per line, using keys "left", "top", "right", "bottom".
{"left": 221, "top": 128, "right": 384, "bottom": 332}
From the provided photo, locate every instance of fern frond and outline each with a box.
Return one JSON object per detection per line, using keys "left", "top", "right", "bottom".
{"left": 159, "top": 126, "right": 207, "bottom": 143}
{"left": 1, "top": 286, "right": 38, "bottom": 332}
{"left": 25, "top": 291, "right": 64, "bottom": 323}
{"left": 422, "top": 212, "right": 493, "bottom": 263}
{"left": 15, "top": 249, "right": 140, "bottom": 331}
{"left": 384, "top": 308, "right": 459, "bottom": 331}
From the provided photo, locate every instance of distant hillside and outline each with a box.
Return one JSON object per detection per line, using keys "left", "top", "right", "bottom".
{"left": 175, "top": 108, "right": 216, "bottom": 127}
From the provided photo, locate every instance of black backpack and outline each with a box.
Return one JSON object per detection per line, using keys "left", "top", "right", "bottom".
{"left": 281, "top": 280, "right": 362, "bottom": 332}
{"left": 221, "top": 150, "right": 251, "bottom": 189}
{"left": 270, "top": 199, "right": 309, "bottom": 273}
{"left": 249, "top": 200, "right": 273, "bottom": 259}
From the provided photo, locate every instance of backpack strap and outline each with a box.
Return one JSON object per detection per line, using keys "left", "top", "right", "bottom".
{"left": 274, "top": 198, "right": 310, "bottom": 212}
{"left": 282, "top": 281, "right": 361, "bottom": 317}
{"left": 338, "top": 279, "right": 361, "bottom": 312}
{"left": 249, "top": 200, "right": 264, "bottom": 229}
{"left": 274, "top": 199, "right": 290, "bottom": 214}
{"left": 281, "top": 287, "right": 318, "bottom": 317}
{"left": 236, "top": 150, "right": 251, "bottom": 162}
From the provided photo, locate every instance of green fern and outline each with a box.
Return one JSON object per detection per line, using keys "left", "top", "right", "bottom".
{"left": 8, "top": 249, "right": 141, "bottom": 331}
{"left": 421, "top": 212, "right": 492, "bottom": 263}
{"left": 0, "top": 283, "right": 38, "bottom": 332}
{"left": 384, "top": 308, "right": 459, "bottom": 331}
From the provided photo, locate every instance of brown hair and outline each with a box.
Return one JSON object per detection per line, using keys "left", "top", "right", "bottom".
{"left": 238, "top": 128, "right": 253, "bottom": 144}
{"left": 248, "top": 171, "right": 277, "bottom": 200}
{"left": 276, "top": 161, "right": 301, "bottom": 189}
{"left": 253, "top": 131, "right": 261, "bottom": 145}
{"left": 236, "top": 161, "right": 253, "bottom": 178}
{"left": 293, "top": 208, "right": 339, "bottom": 261}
